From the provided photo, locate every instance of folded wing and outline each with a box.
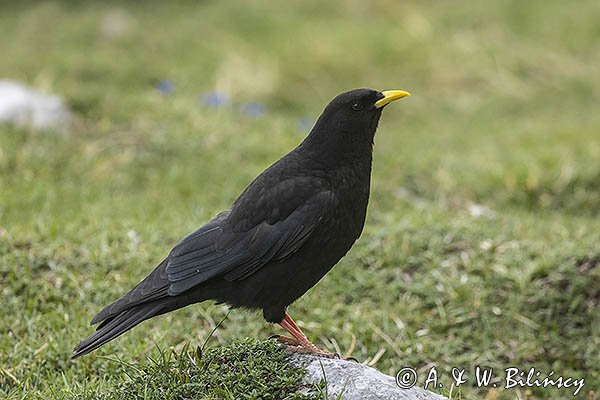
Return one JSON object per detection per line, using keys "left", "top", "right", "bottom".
{"left": 166, "top": 187, "right": 335, "bottom": 295}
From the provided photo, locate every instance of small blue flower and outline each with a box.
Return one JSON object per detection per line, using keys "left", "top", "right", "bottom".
{"left": 297, "top": 117, "right": 313, "bottom": 132}
{"left": 156, "top": 80, "right": 174, "bottom": 95}
{"left": 200, "top": 91, "right": 228, "bottom": 107}
{"left": 242, "top": 102, "right": 265, "bottom": 118}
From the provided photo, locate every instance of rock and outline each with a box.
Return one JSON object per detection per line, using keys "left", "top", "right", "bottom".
{"left": 0, "top": 80, "right": 71, "bottom": 130}
{"left": 290, "top": 354, "right": 448, "bottom": 400}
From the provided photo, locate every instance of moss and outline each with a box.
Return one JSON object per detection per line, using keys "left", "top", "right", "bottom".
{"left": 86, "top": 339, "right": 321, "bottom": 400}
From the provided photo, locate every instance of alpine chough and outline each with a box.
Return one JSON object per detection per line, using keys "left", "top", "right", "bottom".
{"left": 72, "top": 88, "right": 410, "bottom": 358}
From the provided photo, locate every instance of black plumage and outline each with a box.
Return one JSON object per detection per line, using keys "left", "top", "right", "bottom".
{"left": 72, "top": 88, "right": 409, "bottom": 358}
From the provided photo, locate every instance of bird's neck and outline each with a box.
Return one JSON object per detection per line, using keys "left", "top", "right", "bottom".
{"left": 300, "top": 125, "right": 375, "bottom": 170}
{"left": 296, "top": 134, "right": 373, "bottom": 191}
{"left": 299, "top": 143, "right": 372, "bottom": 180}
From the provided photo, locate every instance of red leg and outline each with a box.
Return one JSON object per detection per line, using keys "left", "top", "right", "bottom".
{"left": 278, "top": 312, "right": 336, "bottom": 357}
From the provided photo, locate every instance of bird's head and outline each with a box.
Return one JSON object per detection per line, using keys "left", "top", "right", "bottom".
{"left": 303, "top": 88, "right": 410, "bottom": 158}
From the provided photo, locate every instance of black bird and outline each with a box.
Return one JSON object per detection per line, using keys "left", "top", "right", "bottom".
{"left": 72, "top": 88, "right": 410, "bottom": 359}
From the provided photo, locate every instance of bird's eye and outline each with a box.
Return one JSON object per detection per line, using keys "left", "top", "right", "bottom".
{"left": 351, "top": 102, "right": 363, "bottom": 111}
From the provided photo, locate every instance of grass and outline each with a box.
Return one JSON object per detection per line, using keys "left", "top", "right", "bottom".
{"left": 72, "top": 339, "right": 322, "bottom": 400}
{"left": 1, "top": 0, "right": 599, "bottom": 399}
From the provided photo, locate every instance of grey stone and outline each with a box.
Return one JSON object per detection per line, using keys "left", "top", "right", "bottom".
{"left": 290, "top": 354, "right": 448, "bottom": 400}
{"left": 0, "top": 80, "right": 71, "bottom": 130}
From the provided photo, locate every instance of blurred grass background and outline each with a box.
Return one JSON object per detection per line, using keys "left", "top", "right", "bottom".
{"left": 0, "top": 0, "right": 599, "bottom": 399}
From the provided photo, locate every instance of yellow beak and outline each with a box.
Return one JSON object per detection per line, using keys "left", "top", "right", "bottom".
{"left": 374, "top": 90, "right": 411, "bottom": 109}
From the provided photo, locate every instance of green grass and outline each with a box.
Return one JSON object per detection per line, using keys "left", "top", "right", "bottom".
{"left": 1, "top": 1, "right": 599, "bottom": 399}
{"left": 68, "top": 339, "right": 322, "bottom": 400}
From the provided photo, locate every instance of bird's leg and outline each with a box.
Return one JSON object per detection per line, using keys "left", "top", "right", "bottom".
{"left": 269, "top": 333, "right": 302, "bottom": 346}
{"left": 278, "top": 312, "right": 338, "bottom": 358}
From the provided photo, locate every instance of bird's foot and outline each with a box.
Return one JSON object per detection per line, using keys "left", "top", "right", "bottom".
{"left": 269, "top": 334, "right": 302, "bottom": 347}
{"left": 269, "top": 334, "right": 339, "bottom": 358}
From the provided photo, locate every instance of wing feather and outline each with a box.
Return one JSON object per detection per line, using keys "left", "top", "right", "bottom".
{"left": 166, "top": 188, "right": 335, "bottom": 295}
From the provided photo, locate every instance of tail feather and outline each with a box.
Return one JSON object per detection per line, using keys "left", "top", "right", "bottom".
{"left": 90, "top": 259, "right": 170, "bottom": 326}
{"left": 71, "top": 301, "right": 166, "bottom": 359}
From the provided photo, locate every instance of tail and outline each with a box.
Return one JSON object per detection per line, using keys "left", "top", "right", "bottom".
{"left": 72, "top": 258, "right": 215, "bottom": 359}
{"left": 71, "top": 300, "right": 169, "bottom": 359}
{"left": 72, "top": 259, "right": 172, "bottom": 359}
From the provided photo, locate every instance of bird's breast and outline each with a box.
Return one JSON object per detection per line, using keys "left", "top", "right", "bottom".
{"left": 328, "top": 169, "right": 371, "bottom": 242}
